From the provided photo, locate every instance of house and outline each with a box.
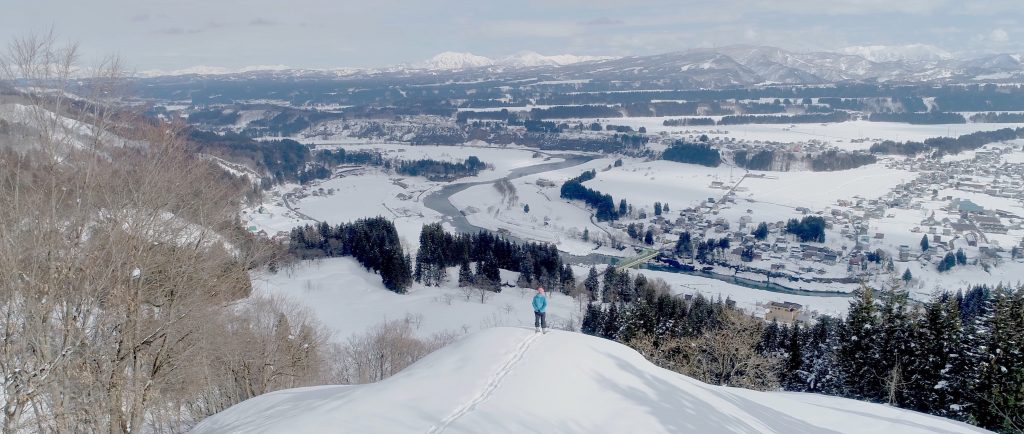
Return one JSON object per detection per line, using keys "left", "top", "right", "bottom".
{"left": 954, "top": 199, "right": 985, "bottom": 214}
{"left": 766, "top": 302, "right": 804, "bottom": 324}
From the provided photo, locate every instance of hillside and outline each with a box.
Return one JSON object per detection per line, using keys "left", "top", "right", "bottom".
{"left": 191, "top": 327, "right": 988, "bottom": 434}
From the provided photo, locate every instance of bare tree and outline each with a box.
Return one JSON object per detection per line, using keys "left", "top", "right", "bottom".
{"left": 0, "top": 32, "right": 306, "bottom": 433}
{"left": 333, "top": 319, "right": 455, "bottom": 384}
{"left": 628, "top": 311, "right": 780, "bottom": 392}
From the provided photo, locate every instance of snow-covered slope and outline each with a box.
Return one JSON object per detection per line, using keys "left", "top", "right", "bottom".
{"left": 417, "top": 52, "right": 496, "bottom": 70}
{"left": 496, "top": 51, "right": 613, "bottom": 68}
{"left": 840, "top": 44, "right": 953, "bottom": 62}
{"left": 191, "top": 328, "right": 988, "bottom": 434}
{"left": 414, "top": 51, "right": 611, "bottom": 70}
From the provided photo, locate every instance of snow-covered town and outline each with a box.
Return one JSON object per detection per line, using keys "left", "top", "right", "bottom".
{"left": 5, "top": 4, "right": 1024, "bottom": 432}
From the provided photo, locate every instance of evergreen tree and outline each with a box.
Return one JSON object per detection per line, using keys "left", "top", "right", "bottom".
{"left": 654, "top": 202, "right": 662, "bottom": 216}
{"left": 415, "top": 224, "right": 449, "bottom": 286}
{"left": 458, "top": 260, "right": 473, "bottom": 287}
{"left": 602, "top": 303, "right": 621, "bottom": 340}
{"left": 603, "top": 267, "right": 619, "bottom": 303}
{"left": 675, "top": 231, "right": 692, "bottom": 256}
{"left": 616, "top": 270, "right": 634, "bottom": 303}
{"left": 663, "top": 203, "right": 670, "bottom": 213}
{"left": 584, "top": 266, "right": 600, "bottom": 301}
{"left": 781, "top": 324, "right": 804, "bottom": 390}
{"left": 839, "top": 286, "right": 880, "bottom": 400}
{"left": 902, "top": 268, "right": 913, "bottom": 283}
{"left": 581, "top": 304, "right": 605, "bottom": 336}
{"left": 753, "top": 222, "right": 769, "bottom": 241}
{"left": 582, "top": 228, "right": 590, "bottom": 242}
{"left": 921, "top": 234, "right": 930, "bottom": 251}
{"left": 644, "top": 229, "right": 654, "bottom": 245}
{"left": 619, "top": 199, "right": 628, "bottom": 217}
{"left": 627, "top": 223, "right": 640, "bottom": 240}
{"left": 972, "top": 286, "right": 1024, "bottom": 430}
{"left": 906, "top": 294, "right": 967, "bottom": 417}
{"left": 938, "top": 252, "right": 957, "bottom": 272}
{"left": 517, "top": 253, "right": 535, "bottom": 288}
{"left": 799, "top": 315, "right": 843, "bottom": 394}
{"left": 559, "top": 264, "right": 576, "bottom": 295}
{"left": 876, "top": 286, "right": 916, "bottom": 406}
{"left": 955, "top": 248, "right": 967, "bottom": 266}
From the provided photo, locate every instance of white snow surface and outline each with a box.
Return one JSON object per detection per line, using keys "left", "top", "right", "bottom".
{"left": 253, "top": 258, "right": 580, "bottom": 340}
{"left": 191, "top": 327, "right": 988, "bottom": 434}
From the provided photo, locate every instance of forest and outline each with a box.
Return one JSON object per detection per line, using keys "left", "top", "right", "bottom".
{"left": 582, "top": 272, "right": 1024, "bottom": 433}
{"left": 559, "top": 169, "right": 621, "bottom": 221}
{"left": 868, "top": 111, "right": 967, "bottom": 124}
{"left": 661, "top": 142, "right": 722, "bottom": 167}
{"left": 785, "top": 216, "right": 827, "bottom": 242}
{"left": 395, "top": 156, "right": 487, "bottom": 181}
{"left": 718, "top": 111, "right": 851, "bottom": 125}
{"left": 413, "top": 223, "right": 575, "bottom": 293}
{"left": 288, "top": 219, "right": 414, "bottom": 293}
{"left": 870, "top": 127, "right": 1024, "bottom": 155}
{"left": 809, "top": 150, "right": 877, "bottom": 171}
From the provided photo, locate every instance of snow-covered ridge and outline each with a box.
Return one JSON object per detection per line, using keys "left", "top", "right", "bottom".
{"left": 132, "top": 45, "right": 1024, "bottom": 82}
{"left": 415, "top": 51, "right": 614, "bottom": 70}
{"left": 840, "top": 44, "right": 953, "bottom": 63}
{"left": 191, "top": 327, "right": 988, "bottom": 434}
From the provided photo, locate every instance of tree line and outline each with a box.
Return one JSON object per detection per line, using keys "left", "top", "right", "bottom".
{"left": 581, "top": 271, "right": 779, "bottom": 390}
{"left": 763, "top": 284, "right": 1024, "bottom": 433}
{"left": 288, "top": 219, "right": 414, "bottom": 293}
{"left": 969, "top": 112, "right": 1024, "bottom": 123}
{"left": 661, "top": 142, "right": 722, "bottom": 167}
{"left": 582, "top": 262, "right": 1024, "bottom": 432}
{"left": 870, "top": 127, "right": 1024, "bottom": 155}
{"left": 395, "top": 156, "right": 487, "bottom": 181}
{"left": 869, "top": 111, "right": 967, "bottom": 124}
{"left": 560, "top": 169, "right": 622, "bottom": 221}
{"left": 785, "top": 216, "right": 827, "bottom": 242}
{"left": 414, "top": 223, "right": 575, "bottom": 293}
{"left": 718, "top": 111, "right": 851, "bottom": 125}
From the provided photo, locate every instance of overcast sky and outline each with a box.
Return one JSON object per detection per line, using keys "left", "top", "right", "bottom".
{"left": 1, "top": 0, "right": 1021, "bottom": 72}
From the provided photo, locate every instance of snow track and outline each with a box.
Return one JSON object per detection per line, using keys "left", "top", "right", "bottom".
{"left": 426, "top": 331, "right": 542, "bottom": 434}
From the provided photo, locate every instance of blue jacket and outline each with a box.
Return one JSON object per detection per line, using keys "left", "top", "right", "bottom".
{"left": 532, "top": 293, "right": 547, "bottom": 312}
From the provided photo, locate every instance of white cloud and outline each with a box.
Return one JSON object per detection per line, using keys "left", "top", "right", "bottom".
{"left": 990, "top": 28, "right": 1009, "bottom": 43}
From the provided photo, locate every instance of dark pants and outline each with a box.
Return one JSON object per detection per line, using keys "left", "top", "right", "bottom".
{"left": 534, "top": 311, "right": 546, "bottom": 329}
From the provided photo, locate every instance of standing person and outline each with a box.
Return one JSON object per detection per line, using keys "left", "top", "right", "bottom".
{"left": 533, "top": 286, "right": 548, "bottom": 333}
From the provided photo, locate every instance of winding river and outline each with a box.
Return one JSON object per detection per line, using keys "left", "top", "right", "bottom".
{"left": 421, "top": 153, "right": 851, "bottom": 299}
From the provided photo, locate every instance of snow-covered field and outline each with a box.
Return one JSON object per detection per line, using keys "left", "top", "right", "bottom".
{"left": 449, "top": 156, "right": 627, "bottom": 256}
{"left": 580, "top": 158, "right": 914, "bottom": 214}
{"left": 586, "top": 118, "right": 1024, "bottom": 150}
{"left": 192, "top": 327, "right": 988, "bottom": 434}
{"left": 242, "top": 144, "right": 565, "bottom": 251}
{"left": 254, "top": 258, "right": 582, "bottom": 341}
{"left": 629, "top": 267, "right": 853, "bottom": 318}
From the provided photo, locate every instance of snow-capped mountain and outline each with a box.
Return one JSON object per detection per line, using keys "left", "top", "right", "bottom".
{"left": 413, "top": 51, "right": 612, "bottom": 71}
{"left": 495, "top": 51, "right": 613, "bottom": 68}
{"left": 134, "top": 45, "right": 1024, "bottom": 87}
{"left": 136, "top": 64, "right": 295, "bottom": 78}
{"left": 840, "top": 44, "right": 953, "bottom": 63}
{"left": 416, "top": 51, "right": 496, "bottom": 70}
{"left": 192, "top": 328, "right": 988, "bottom": 434}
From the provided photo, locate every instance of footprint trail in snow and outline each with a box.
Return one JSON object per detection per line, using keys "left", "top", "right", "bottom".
{"left": 426, "top": 332, "right": 543, "bottom": 434}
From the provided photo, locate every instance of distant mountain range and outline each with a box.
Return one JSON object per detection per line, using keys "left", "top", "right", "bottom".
{"left": 414, "top": 51, "right": 614, "bottom": 70}
{"left": 134, "top": 45, "right": 1024, "bottom": 87}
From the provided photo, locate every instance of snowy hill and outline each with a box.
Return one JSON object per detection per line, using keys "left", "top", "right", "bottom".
{"left": 414, "top": 51, "right": 611, "bottom": 70}
{"left": 840, "top": 44, "right": 953, "bottom": 62}
{"left": 191, "top": 328, "right": 988, "bottom": 434}
{"left": 416, "top": 51, "right": 496, "bottom": 70}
